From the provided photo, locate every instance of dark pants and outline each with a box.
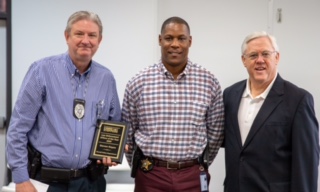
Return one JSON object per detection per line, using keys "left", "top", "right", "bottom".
{"left": 135, "top": 164, "right": 210, "bottom": 192}
{"left": 38, "top": 175, "right": 106, "bottom": 192}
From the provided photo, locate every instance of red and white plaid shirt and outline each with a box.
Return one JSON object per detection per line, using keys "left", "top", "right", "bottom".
{"left": 122, "top": 59, "right": 224, "bottom": 165}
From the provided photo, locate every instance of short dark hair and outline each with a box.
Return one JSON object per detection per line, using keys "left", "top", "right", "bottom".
{"left": 160, "top": 16, "right": 190, "bottom": 34}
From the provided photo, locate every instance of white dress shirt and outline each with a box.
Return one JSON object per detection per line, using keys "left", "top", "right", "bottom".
{"left": 238, "top": 76, "right": 276, "bottom": 145}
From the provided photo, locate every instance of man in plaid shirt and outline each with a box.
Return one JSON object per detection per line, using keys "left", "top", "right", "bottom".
{"left": 121, "top": 16, "right": 224, "bottom": 192}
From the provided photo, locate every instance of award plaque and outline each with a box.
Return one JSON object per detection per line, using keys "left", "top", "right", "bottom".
{"left": 90, "top": 119, "right": 128, "bottom": 163}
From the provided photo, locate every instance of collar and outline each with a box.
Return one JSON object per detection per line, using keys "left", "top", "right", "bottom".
{"left": 65, "top": 53, "right": 92, "bottom": 77}
{"left": 242, "top": 74, "right": 277, "bottom": 99}
{"left": 158, "top": 59, "right": 192, "bottom": 78}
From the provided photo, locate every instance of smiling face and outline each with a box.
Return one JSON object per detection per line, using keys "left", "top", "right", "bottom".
{"left": 159, "top": 22, "right": 192, "bottom": 72}
{"left": 65, "top": 19, "right": 102, "bottom": 72}
{"left": 242, "top": 36, "right": 280, "bottom": 88}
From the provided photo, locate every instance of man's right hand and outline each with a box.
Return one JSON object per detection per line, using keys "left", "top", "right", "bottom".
{"left": 16, "top": 180, "right": 37, "bottom": 192}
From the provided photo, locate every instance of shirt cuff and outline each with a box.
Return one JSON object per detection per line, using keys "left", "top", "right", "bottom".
{"left": 12, "top": 167, "right": 30, "bottom": 184}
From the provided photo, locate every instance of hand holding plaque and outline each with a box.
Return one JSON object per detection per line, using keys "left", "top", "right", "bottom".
{"left": 90, "top": 119, "right": 128, "bottom": 163}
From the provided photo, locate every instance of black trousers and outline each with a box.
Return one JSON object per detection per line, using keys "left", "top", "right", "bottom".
{"left": 42, "top": 175, "right": 106, "bottom": 192}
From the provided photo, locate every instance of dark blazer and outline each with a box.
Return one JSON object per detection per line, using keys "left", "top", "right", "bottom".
{"left": 223, "top": 74, "right": 319, "bottom": 192}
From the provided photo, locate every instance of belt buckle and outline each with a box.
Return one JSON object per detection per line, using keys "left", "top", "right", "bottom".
{"left": 70, "top": 169, "right": 78, "bottom": 178}
{"left": 167, "top": 161, "right": 180, "bottom": 170}
{"left": 72, "top": 169, "right": 80, "bottom": 178}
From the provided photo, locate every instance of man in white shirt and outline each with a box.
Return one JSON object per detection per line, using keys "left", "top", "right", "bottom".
{"left": 222, "top": 31, "right": 319, "bottom": 192}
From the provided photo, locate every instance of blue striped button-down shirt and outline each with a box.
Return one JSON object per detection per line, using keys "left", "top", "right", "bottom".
{"left": 7, "top": 52, "right": 121, "bottom": 183}
{"left": 122, "top": 60, "right": 224, "bottom": 166}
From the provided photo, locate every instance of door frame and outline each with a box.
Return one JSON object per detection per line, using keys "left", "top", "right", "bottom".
{"left": 0, "top": 0, "right": 12, "bottom": 186}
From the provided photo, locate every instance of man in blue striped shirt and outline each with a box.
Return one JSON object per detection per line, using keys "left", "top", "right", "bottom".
{"left": 6, "top": 11, "right": 121, "bottom": 192}
{"left": 122, "top": 16, "right": 224, "bottom": 192}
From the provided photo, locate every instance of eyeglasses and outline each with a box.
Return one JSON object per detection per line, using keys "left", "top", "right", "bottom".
{"left": 243, "top": 51, "right": 277, "bottom": 60}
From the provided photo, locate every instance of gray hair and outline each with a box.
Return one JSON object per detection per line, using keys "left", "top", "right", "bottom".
{"left": 241, "top": 31, "right": 279, "bottom": 55}
{"left": 65, "top": 11, "right": 103, "bottom": 36}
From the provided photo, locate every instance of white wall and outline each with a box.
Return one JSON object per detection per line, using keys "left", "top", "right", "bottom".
{"left": 11, "top": 0, "right": 158, "bottom": 109}
{"left": 9, "top": 0, "right": 320, "bottom": 191}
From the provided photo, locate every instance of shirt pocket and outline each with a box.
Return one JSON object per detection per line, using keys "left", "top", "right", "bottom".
{"left": 185, "top": 101, "right": 208, "bottom": 124}
{"left": 91, "top": 100, "right": 106, "bottom": 124}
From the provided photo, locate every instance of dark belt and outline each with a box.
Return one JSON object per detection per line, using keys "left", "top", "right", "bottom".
{"left": 151, "top": 158, "right": 199, "bottom": 170}
{"left": 41, "top": 167, "right": 87, "bottom": 182}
